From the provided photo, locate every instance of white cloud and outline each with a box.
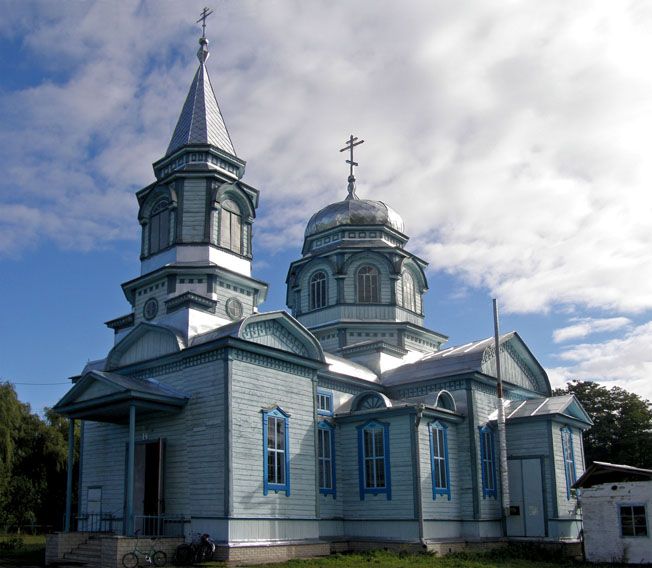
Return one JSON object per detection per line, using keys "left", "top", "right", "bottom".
{"left": 552, "top": 317, "right": 632, "bottom": 343}
{"left": 547, "top": 320, "right": 652, "bottom": 402}
{"left": 1, "top": 0, "right": 652, "bottom": 320}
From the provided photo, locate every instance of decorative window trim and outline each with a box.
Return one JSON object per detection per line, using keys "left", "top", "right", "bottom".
{"left": 357, "top": 419, "right": 391, "bottom": 500}
{"left": 317, "top": 421, "right": 336, "bottom": 498}
{"left": 479, "top": 425, "right": 497, "bottom": 499}
{"left": 429, "top": 421, "right": 451, "bottom": 500}
{"left": 262, "top": 407, "right": 290, "bottom": 496}
{"left": 309, "top": 271, "right": 328, "bottom": 311}
{"left": 561, "top": 426, "right": 576, "bottom": 500}
{"left": 619, "top": 503, "right": 648, "bottom": 537}
{"left": 316, "top": 388, "right": 334, "bottom": 416}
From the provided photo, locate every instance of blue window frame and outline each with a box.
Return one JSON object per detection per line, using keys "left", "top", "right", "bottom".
{"left": 262, "top": 407, "right": 290, "bottom": 496}
{"left": 357, "top": 420, "right": 391, "bottom": 500}
{"left": 561, "top": 426, "right": 576, "bottom": 499}
{"left": 429, "top": 421, "right": 451, "bottom": 500}
{"left": 317, "top": 389, "right": 334, "bottom": 416}
{"left": 317, "top": 421, "right": 336, "bottom": 497}
{"left": 479, "top": 425, "right": 497, "bottom": 499}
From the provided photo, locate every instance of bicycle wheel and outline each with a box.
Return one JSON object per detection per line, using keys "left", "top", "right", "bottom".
{"left": 122, "top": 552, "right": 139, "bottom": 568}
{"left": 198, "top": 543, "right": 213, "bottom": 562}
{"left": 153, "top": 550, "right": 167, "bottom": 567}
{"left": 174, "top": 544, "right": 193, "bottom": 566}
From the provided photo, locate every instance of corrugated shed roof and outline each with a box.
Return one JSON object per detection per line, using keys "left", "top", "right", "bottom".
{"left": 166, "top": 62, "right": 235, "bottom": 157}
{"left": 574, "top": 461, "right": 652, "bottom": 488}
{"left": 486, "top": 394, "right": 592, "bottom": 425}
{"left": 381, "top": 333, "right": 514, "bottom": 386}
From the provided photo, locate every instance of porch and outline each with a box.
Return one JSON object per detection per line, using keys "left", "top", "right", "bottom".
{"left": 52, "top": 370, "right": 190, "bottom": 537}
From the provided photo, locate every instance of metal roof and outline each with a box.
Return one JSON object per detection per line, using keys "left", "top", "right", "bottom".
{"left": 166, "top": 45, "right": 235, "bottom": 157}
{"left": 305, "top": 198, "right": 405, "bottom": 237}
{"left": 324, "top": 353, "right": 379, "bottom": 383}
{"left": 87, "top": 370, "right": 190, "bottom": 399}
{"left": 381, "top": 333, "right": 513, "bottom": 386}
{"left": 500, "top": 394, "right": 591, "bottom": 423}
{"left": 573, "top": 461, "right": 652, "bottom": 489}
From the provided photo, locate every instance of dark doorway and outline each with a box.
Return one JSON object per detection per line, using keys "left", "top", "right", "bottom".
{"left": 128, "top": 438, "right": 165, "bottom": 534}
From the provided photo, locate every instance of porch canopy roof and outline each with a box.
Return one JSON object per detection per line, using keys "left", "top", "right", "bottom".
{"left": 53, "top": 370, "right": 190, "bottom": 423}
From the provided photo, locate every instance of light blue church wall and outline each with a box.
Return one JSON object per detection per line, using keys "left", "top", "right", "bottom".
{"left": 228, "top": 353, "right": 320, "bottom": 542}
{"left": 548, "top": 420, "right": 584, "bottom": 539}
{"left": 79, "top": 355, "right": 228, "bottom": 534}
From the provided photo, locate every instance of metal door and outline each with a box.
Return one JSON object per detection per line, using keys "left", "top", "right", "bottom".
{"left": 506, "top": 458, "right": 545, "bottom": 537}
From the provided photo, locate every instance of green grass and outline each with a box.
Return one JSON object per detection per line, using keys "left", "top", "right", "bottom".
{"left": 0, "top": 534, "right": 46, "bottom": 566}
{"left": 202, "top": 545, "right": 592, "bottom": 568}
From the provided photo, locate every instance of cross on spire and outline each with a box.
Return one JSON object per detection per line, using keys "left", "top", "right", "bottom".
{"left": 339, "top": 134, "right": 364, "bottom": 200}
{"left": 197, "top": 7, "right": 214, "bottom": 39}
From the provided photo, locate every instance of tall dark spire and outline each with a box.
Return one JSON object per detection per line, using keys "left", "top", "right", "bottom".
{"left": 165, "top": 23, "right": 235, "bottom": 158}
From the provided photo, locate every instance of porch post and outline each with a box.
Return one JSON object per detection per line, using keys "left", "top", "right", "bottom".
{"left": 64, "top": 418, "right": 75, "bottom": 532}
{"left": 126, "top": 404, "right": 136, "bottom": 535}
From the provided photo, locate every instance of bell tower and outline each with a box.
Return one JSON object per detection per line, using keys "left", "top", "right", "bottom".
{"left": 106, "top": 17, "right": 268, "bottom": 343}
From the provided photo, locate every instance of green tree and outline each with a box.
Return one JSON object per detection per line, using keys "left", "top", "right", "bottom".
{"left": 0, "top": 382, "right": 78, "bottom": 531}
{"left": 554, "top": 380, "right": 652, "bottom": 468}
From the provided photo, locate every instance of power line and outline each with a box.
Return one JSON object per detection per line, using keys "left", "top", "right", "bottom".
{"left": 2, "top": 380, "right": 70, "bottom": 385}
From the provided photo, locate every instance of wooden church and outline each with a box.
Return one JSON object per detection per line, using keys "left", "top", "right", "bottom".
{"left": 47, "top": 22, "right": 593, "bottom": 566}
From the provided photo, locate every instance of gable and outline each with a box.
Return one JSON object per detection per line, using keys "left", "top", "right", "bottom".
{"left": 106, "top": 323, "right": 184, "bottom": 370}
{"left": 238, "top": 312, "right": 324, "bottom": 361}
{"left": 75, "top": 380, "right": 119, "bottom": 403}
{"left": 480, "top": 334, "right": 551, "bottom": 395}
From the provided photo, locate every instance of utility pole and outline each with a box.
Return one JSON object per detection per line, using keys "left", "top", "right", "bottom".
{"left": 493, "top": 299, "right": 510, "bottom": 521}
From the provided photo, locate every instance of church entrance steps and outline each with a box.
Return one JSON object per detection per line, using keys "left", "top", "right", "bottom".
{"left": 46, "top": 534, "right": 183, "bottom": 568}
{"left": 62, "top": 537, "right": 102, "bottom": 567}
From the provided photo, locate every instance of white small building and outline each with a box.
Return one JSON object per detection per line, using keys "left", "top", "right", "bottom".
{"left": 574, "top": 462, "right": 652, "bottom": 564}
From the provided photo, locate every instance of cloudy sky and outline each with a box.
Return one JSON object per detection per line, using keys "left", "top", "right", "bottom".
{"left": 2, "top": 0, "right": 652, "bottom": 412}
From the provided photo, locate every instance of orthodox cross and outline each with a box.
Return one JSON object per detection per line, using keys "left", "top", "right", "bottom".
{"left": 197, "top": 7, "right": 214, "bottom": 38}
{"left": 340, "top": 134, "right": 364, "bottom": 199}
{"left": 340, "top": 134, "right": 364, "bottom": 178}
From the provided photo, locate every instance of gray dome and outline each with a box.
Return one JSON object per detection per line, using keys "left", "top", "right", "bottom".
{"left": 305, "top": 198, "right": 405, "bottom": 237}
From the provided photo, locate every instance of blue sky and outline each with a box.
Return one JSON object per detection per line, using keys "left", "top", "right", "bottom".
{"left": 2, "top": 1, "right": 652, "bottom": 414}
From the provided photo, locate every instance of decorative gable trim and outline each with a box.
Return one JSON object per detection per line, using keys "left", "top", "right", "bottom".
{"left": 481, "top": 334, "right": 551, "bottom": 395}
{"left": 106, "top": 323, "right": 185, "bottom": 371}
{"left": 238, "top": 312, "right": 325, "bottom": 362}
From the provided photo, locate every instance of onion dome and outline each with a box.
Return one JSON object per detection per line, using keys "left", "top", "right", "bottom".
{"left": 305, "top": 198, "right": 405, "bottom": 237}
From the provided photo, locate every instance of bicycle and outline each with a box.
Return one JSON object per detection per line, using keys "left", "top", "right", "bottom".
{"left": 122, "top": 530, "right": 167, "bottom": 568}
{"left": 174, "top": 533, "right": 215, "bottom": 565}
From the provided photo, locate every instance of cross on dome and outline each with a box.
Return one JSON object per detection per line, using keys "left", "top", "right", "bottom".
{"left": 339, "top": 134, "right": 364, "bottom": 200}
{"left": 197, "top": 7, "right": 214, "bottom": 39}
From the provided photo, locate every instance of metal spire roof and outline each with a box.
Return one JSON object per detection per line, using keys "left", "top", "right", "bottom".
{"left": 166, "top": 36, "right": 236, "bottom": 157}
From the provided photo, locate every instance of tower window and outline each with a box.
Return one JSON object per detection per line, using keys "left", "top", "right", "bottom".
{"left": 402, "top": 272, "right": 416, "bottom": 312}
{"left": 310, "top": 271, "right": 328, "bottom": 310}
{"left": 149, "top": 200, "right": 170, "bottom": 255}
{"left": 357, "top": 265, "right": 379, "bottom": 303}
{"left": 220, "top": 199, "right": 242, "bottom": 255}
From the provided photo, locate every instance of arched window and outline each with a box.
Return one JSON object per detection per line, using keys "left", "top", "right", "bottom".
{"left": 220, "top": 199, "right": 242, "bottom": 254}
{"left": 149, "top": 200, "right": 170, "bottom": 255}
{"left": 357, "top": 265, "right": 379, "bottom": 303}
{"left": 402, "top": 272, "right": 416, "bottom": 312}
{"left": 309, "top": 271, "right": 328, "bottom": 310}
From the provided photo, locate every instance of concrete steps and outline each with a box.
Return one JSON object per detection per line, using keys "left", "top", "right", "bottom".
{"left": 62, "top": 538, "right": 102, "bottom": 567}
